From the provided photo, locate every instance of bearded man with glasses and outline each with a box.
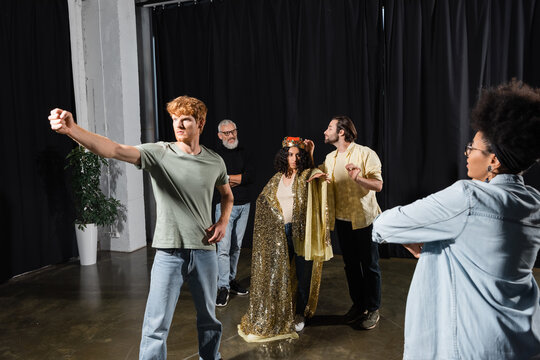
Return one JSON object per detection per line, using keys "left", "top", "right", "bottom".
{"left": 214, "top": 119, "right": 255, "bottom": 307}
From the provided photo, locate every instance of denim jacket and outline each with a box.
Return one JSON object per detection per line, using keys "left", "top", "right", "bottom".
{"left": 373, "top": 174, "right": 540, "bottom": 359}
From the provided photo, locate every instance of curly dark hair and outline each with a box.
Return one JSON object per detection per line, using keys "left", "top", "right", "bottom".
{"left": 273, "top": 147, "right": 313, "bottom": 176}
{"left": 471, "top": 79, "right": 540, "bottom": 174}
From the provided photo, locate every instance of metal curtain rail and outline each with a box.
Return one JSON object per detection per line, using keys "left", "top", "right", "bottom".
{"left": 136, "top": 0, "right": 215, "bottom": 8}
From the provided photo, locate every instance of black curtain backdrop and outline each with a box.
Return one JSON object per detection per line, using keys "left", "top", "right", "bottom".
{"left": 0, "top": 0, "right": 77, "bottom": 282}
{"left": 383, "top": 0, "right": 540, "bottom": 257}
{"left": 153, "top": 0, "right": 540, "bottom": 264}
{"left": 153, "top": 0, "right": 382, "bottom": 185}
{"left": 383, "top": 0, "right": 540, "bottom": 209}
{"left": 2, "top": 1, "right": 538, "bottom": 282}
{"left": 2, "top": 0, "right": 538, "bottom": 282}
{"left": 152, "top": 0, "right": 382, "bottom": 250}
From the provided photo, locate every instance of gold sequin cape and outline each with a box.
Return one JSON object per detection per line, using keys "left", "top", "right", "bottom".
{"left": 238, "top": 168, "right": 333, "bottom": 342}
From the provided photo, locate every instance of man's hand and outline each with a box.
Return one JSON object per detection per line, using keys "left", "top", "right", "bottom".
{"left": 345, "top": 163, "right": 362, "bottom": 181}
{"left": 403, "top": 243, "right": 423, "bottom": 258}
{"left": 49, "top": 108, "right": 75, "bottom": 135}
{"left": 206, "top": 220, "right": 227, "bottom": 244}
{"left": 345, "top": 162, "right": 383, "bottom": 192}
{"left": 307, "top": 172, "right": 330, "bottom": 183}
{"left": 304, "top": 139, "right": 315, "bottom": 155}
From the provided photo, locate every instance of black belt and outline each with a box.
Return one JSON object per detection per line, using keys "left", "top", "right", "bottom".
{"left": 157, "top": 248, "right": 180, "bottom": 254}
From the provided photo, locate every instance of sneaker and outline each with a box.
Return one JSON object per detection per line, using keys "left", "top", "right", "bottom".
{"left": 230, "top": 280, "right": 249, "bottom": 296}
{"left": 294, "top": 315, "right": 305, "bottom": 332}
{"left": 343, "top": 305, "right": 365, "bottom": 324}
{"left": 358, "top": 309, "right": 380, "bottom": 330}
{"left": 216, "top": 287, "right": 229, "bottom": 307}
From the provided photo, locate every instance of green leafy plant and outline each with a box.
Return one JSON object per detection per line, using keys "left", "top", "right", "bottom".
{"left": 66, "top": 145, "right": 122, "bottom": 230}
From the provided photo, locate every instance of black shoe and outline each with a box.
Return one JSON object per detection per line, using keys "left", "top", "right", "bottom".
{"left": 230, "top": 280, "right": 249, "bottom": 296}
{"left": 343, "top": 305, "right": 365, "bottom": 324}
{"left": 216, "top": 287, "right": 229, "bottom": 307}
{"left": 358, "top": 310, "right": 381, "bottom": 330}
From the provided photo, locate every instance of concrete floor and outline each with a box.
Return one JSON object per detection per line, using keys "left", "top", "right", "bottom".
{"left": 0, "top": 247, "right": 538, "bottom": 360}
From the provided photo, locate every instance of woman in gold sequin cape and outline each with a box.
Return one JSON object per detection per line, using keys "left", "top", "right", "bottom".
{"left": 238, "top": 165, "right": 333, "bottom": 342}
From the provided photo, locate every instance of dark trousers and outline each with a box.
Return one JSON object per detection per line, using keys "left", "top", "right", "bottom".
{"left": 335, "top": 219, "right": 381, "bottom": 312}
{"left": 285, "top": 223, "right": 313, "bottom": 316}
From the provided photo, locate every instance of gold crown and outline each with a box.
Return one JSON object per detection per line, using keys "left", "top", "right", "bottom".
{"left": 282, "top": 136, "right": 305, "bottom": 149}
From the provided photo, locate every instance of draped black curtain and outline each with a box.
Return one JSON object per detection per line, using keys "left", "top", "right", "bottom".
{"left": 153, "top": 0, "right": 382, "bottom": 190}
{"left": 152, "top": 0, "right": 382, "bottom": 250}
{"left": 383, "top": 0, "right": 540, "bottom": 207}
{"left": 0, "top": 0, "right": 77, "bottom": 282}
{"left": 2, "top": 0, "right": 538, "bottom": 281}
{"left": 383, "top": 0, "right": 540, "bottom": 257}
{"left": 153, "top": 0, "right": 540, "bottom": 263}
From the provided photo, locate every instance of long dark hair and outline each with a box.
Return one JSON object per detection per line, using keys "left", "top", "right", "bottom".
{"left": 273, "top": 147, "right": 313, "bottom": 176}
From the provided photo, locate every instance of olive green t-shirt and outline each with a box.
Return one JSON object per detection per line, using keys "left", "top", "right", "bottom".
{"left": 136, "top": 142, "right": 228, "bottom": 249}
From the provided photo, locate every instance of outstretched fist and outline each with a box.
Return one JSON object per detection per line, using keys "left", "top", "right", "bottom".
{"left": 48, "top": 108, "right": 74, "bottom": 135}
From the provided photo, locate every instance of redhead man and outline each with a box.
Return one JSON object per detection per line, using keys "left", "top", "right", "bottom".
{"left": 49, "top": 95, "right": 233, "bottom": 360}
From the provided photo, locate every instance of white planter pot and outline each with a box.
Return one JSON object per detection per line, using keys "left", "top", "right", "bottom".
{"left": 75, "top": 224, "right": 98, "bottom": 266}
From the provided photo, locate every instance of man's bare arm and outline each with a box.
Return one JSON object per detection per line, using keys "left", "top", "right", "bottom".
{"left": 48, "top": 108, "right": 141, "bottom": 165}
{"left": 345, "top": 163, "right": 383, "bottom": 192}
{"left": 354, "top": 176, "right": 383, "bottom": 192}
{"left": 229, "top": 174, "right": 242, "bottom": 187}
{"left": 206, "top": 183, "right": 234, "bottom": 243}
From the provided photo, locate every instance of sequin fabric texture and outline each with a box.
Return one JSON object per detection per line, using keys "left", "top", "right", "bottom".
{"left": 239, "top": 169, "right": 312, "bottom": 340}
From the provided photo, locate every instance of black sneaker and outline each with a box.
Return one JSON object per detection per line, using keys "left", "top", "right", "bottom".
{"left": 343, "top": 305, "right": 365, "bottom": 324}
{"left": 216, "top": 287, "right": 229, "bottom": 307}
{"left": 354, "top": 309, "right": 380, "bottom": 330}
{"left": 230, "top": 280, "right": 249, "bottom": 296}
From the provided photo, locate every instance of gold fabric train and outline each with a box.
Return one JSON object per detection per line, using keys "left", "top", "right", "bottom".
{"left": 238, "top": 168, "right": 333, "bottom": 342}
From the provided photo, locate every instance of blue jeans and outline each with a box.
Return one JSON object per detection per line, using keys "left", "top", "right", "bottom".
{"left": 285, "top": 223, "right": 313, "bottom": 315}
{"left": 215, "top": 203, "right": 250, "bottom": 289}
{"left": 139, "top": 249, "right": 222, "bottom": 360}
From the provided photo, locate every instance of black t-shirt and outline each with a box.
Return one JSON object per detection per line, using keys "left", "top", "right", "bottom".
{"left": 214, "top": 143, "right": 254, "bottom": 205}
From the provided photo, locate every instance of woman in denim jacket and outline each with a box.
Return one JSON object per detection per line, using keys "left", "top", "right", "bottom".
{"left": 373, "top": 80, "right": 540, "bottom": 360}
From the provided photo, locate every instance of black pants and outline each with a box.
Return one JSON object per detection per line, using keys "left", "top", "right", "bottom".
{"left": 285, "top": 223, "right": 313, "bottom": 316}
{"left": 335, "top": 220, "right": 381, "bottom": 312}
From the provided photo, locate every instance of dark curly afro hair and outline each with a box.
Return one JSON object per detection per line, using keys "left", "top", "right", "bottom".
{"left": 274, "top": 146, "right": 313, "bottom": 176}
{"left": 471, "top": 79, "right": 540, "bottom": 174}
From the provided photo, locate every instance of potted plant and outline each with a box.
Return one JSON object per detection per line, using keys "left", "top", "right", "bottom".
{"left": 66, "top": 145, "right": 122, "bottom": 265}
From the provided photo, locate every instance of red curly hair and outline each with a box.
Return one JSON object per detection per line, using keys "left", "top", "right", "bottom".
{"left": 166, "top": 95, "right": 208, "bottom": 133}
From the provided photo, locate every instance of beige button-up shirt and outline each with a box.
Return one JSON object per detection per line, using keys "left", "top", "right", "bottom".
{"left": 321, "top": 142, "right": 382, "bottom": 230}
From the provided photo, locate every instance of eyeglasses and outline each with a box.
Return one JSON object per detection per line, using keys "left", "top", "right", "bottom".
{"left": 464, "top": 142, "right": 490, "bottom": 157}
{"left": 219, "top": 129, "right": 237, "bottom": 136}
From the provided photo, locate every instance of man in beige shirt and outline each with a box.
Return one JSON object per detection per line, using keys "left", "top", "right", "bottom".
{"left": 320, "top": 116, "right": 383, "bottom": 330}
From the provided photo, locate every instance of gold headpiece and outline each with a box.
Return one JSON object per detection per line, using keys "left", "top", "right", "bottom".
{"left": 282, "top": 136, "right": 305, "bottom": 149}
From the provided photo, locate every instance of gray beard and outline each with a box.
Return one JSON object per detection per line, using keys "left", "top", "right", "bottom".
{"left": 222, "top": 138, "right": 239, "bottom": 149}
